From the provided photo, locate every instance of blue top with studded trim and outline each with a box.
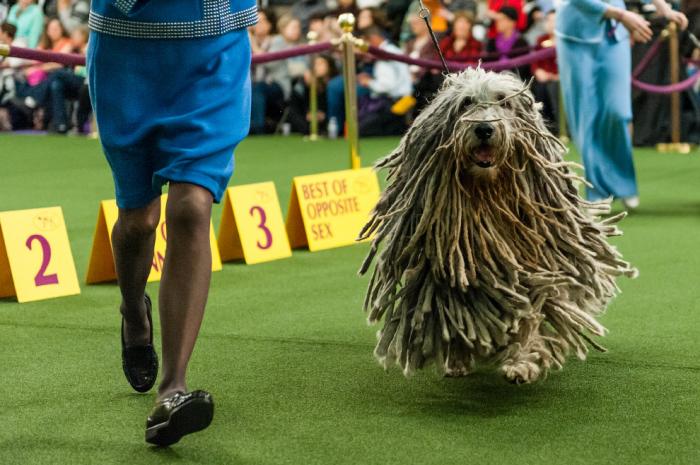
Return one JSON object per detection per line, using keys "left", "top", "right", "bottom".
{"left": 89, "top": 0, "right": 258, "bottom": 39}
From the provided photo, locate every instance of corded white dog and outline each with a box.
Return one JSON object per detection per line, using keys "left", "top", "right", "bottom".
{"left": 359, "top": 68, "right": 638, "bottom": 384}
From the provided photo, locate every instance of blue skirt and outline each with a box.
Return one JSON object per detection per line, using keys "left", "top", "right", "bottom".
{"left": 87, "top": 29, "right": 251, "bottom": 209}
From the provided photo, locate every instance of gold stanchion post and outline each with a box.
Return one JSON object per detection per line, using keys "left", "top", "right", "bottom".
{"left": 558, "top": 87, "right": 569, "bottom": 144}
{"left": 657, "top": 22, "right": 692, "bottom": 154}
{"left": 337, "top": 13, "right": 363, "bottom": 170}
{"left": 306, "top": 31, "right": 319, "bottom": 141}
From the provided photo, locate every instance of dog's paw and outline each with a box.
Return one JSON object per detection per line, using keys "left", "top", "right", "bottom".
{"left": 443, "top": 359, "right": 471, "bottom": 378}
{"left": 501, "top": 360, "right": 541, "bottom": 385}
{"left": 443, "top": 366, "right": 470, "bottom": 378}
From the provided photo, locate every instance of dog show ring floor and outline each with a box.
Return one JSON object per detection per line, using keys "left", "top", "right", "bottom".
{"left": 0, "top": 134, "right": 698, "bottom": 465}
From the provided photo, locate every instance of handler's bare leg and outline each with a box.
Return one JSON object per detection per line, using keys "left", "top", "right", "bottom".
{"left": 113, "top": 198, "right": 161, "bottom": 347}
{"left": 157, "top": 183, "right": 213, "bottom": 401}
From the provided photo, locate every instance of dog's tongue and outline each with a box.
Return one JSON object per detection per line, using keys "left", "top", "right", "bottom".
{"left": 474, "top": 146, "right": 495, "bottom": 164}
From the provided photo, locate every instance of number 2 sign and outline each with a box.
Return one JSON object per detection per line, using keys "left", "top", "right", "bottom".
{"left": 217, "top": 182, "right": 291, "bottom": 265}
{"left": 0, "top": 207, "right": 80, "bottom": 303}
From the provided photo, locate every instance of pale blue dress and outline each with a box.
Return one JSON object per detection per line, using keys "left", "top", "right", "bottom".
{"left": 555, "top": 0, "right": 638, "bottom": 201}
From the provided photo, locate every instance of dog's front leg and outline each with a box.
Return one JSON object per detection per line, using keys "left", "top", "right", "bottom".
{"left": 500, "top": 315, "right": 547, "bottom": 384}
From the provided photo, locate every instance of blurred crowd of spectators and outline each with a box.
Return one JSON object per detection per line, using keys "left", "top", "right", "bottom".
{"left": 0, "top": 1, "right": 696, "bottom": 137}
{"left": 1, "top": 0, "right": 90, "bottom": 133}
{"left": 250, "top": 0, "right": 561, "bottom": 137}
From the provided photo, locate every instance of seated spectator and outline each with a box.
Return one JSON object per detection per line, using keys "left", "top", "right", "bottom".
{"left": 6, "top": 0, "right": 44, "bottom": 49}
{"left": 485, "top": 6, "right": 531, "bottom": 80}
{"left": 46, "top": 25, "right": 90, "bottom": 134}
{"left": 439, "top": 11, "right": 481, "bottom": 62}
{"left": 334, "top": 0, "right": 359, "bottom": 18}
{"left": 10, "top": 17, "right": 73, "bottom": 129}
{"left": 486, "top": 0, "right": 526, "bottom": 39}
{"left": 0, "top": 21, "right": 22, "bottom": 68}
{"left": 56, "top": 0, "right": 90, "bottom": 34}
{"left": 399, "top": 0, "right": 450, "bottom": 44}
{"left": 287, "top": 54, "right": 338, "bottom": 134}
{"left": 265, "top": 15, "right": 307, "bottom": 100}
{"left": 0, "top": 22, "right": 20, "bottom": 130}
{"left": 25, "top": 18, "right": 72, "bottom": 87}
{"left": 405, "top": 14, "right": 442, "bottom": 110}
{"left": 250, "top": 8, "right": 281, "bottom": 134}
{"left": 307, "top": 11, "right": 341, "bottom": 42}
{"left": 522, "top": 3, "right": 545, "bottom": 45}
{"left": 357, "top": 7, "right": 390, "bottom": 31}
{"left": 386, "top": 0, "right": 413, "bottom": 42}
{"left": 530, "top": 9, "right": 558, "bottom": 133}
{"left": 356, "top": 26, "right": 413, "bottom": 136}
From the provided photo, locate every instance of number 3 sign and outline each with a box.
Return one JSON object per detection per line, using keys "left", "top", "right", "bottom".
{"left": 0, "top": 207, "right": 80, "bottom": 303}
{"left": 218, "top": 182, "right": 291, "bottom": 264}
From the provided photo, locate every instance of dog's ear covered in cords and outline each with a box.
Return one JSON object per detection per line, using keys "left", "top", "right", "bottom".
{"left": 358, "top": 68, "right": 638, "bottom": 384}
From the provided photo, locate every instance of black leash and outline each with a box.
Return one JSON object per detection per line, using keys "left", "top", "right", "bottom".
{"left": 417, "top": 1, "right": 451, "bottom": 75}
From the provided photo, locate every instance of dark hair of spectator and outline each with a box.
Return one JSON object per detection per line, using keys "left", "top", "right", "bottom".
{"left": 453, "top": 10, "right": 476, "bottom": 27}
{"left": 259, "top": 8, "right": 278, "bottom": 35}
{"left": 38, "top": 17, "right": 68, "bottom": 50}
{"left": 524, "top": 5, "right": 542, "bottom": 31}
{"left": 335, "top": 0, "right": 359, "bottom": 18}
{"left": 359, "top": 7, "right": 391, "bottom": 31}
{"left": 1, "top": 22, "right": 18, "bottom": 40}
{"left": 498, "top": 6, "right": 519, "bottom": 23}
{"left": 308, "top": 11, "right": 328, "bottom": 24}
{"left": 316, "top": 54, "right": 339, "bottom": 80}
{"left": 359, "top": 25, "right": 387, "bottom": 40}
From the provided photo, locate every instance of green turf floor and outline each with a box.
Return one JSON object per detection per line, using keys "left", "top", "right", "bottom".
{"left": 0, "top": 134, "right": 699, "bottom": 465}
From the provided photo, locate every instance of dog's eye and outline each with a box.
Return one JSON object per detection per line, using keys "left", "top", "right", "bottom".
{"left": 459, "top": 97, "right": 473, "bottom": 112}
{"left": 496, "top": 94, "right": 512, "bottom": 109}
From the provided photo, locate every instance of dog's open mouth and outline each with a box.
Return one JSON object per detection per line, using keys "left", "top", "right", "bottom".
{"left": 473, "top": 145, "right": 496, "bottom": 168}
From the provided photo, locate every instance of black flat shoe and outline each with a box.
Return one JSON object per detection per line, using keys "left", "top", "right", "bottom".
{"left": 121, "top": 293, "right": 158, "bottom": 393}
{"left": 145, "top": 390, "right": 214, "bottom": 446}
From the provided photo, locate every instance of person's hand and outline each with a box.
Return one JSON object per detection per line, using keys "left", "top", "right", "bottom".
{"left": 534, "top": 68, "right": 550, "bottom": 83}
{"left": 619, "top": 10, "right": 653, "bottom": 43}
{"left": 357, "top": 73, "right": 372, "bottom": 87}
{"left": 664, "top": 9, "right": 689, "bottom": 30}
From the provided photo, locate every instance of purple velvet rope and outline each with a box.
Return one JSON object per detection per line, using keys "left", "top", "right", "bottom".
{"left": 632, "top": 70, "right": 700, "bottom": 94}
{"left": 251, "top": 42, "right": 333, "bottom": 64}
{"left": 632, "top": 36, "right": 664, "bottom": 79}
{"left": 7, "top": 46, "right": 86, "bottom": 66}
{"left": 8, "top": 42, "right": 698, "bottom": 94}
{"left": 366, "top": 44, "right": 556, "bottom": 72}
{"left": 8, "top": 42, "right": 334, "bottom": 67}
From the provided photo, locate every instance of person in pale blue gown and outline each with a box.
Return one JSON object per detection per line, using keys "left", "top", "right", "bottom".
{"left": 555, "top": 0, "right": 687, "bottom": 208}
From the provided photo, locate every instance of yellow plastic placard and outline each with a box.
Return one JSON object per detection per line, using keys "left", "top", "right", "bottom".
{"left": 0, "top": 207, "right": 80, "bottom": 303}
{"left": 86, "top": 195, "right": 222, "bottom": 284}
{"left": 218, "top": 182, "right": 291, "bottom": 264}
{"left": 286, "top": 168, "right": 380, "bottom": 251}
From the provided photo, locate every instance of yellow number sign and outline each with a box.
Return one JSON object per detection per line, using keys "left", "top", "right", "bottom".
{"left": 0, "top": 207, "right": 80, "bottom": 303}
{"left": 86, "top": 195, "right": 222, "bottom": 284}
{"left": 218, "top": 182, "right": 291, "bottom": 264}
{"left": 286, "top": 168, "right": 380, "bottom": 251}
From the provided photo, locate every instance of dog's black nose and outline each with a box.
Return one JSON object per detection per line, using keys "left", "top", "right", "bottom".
{"left": 475, "top": 123, "right": 494, "bottom": 140}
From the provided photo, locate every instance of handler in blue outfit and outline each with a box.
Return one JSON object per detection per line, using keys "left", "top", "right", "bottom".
{"left": 555, "top": 0, "right": 687, "bottom": 208}
{"left": 87, "top": 0, "right": 257, "bottom": 446}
